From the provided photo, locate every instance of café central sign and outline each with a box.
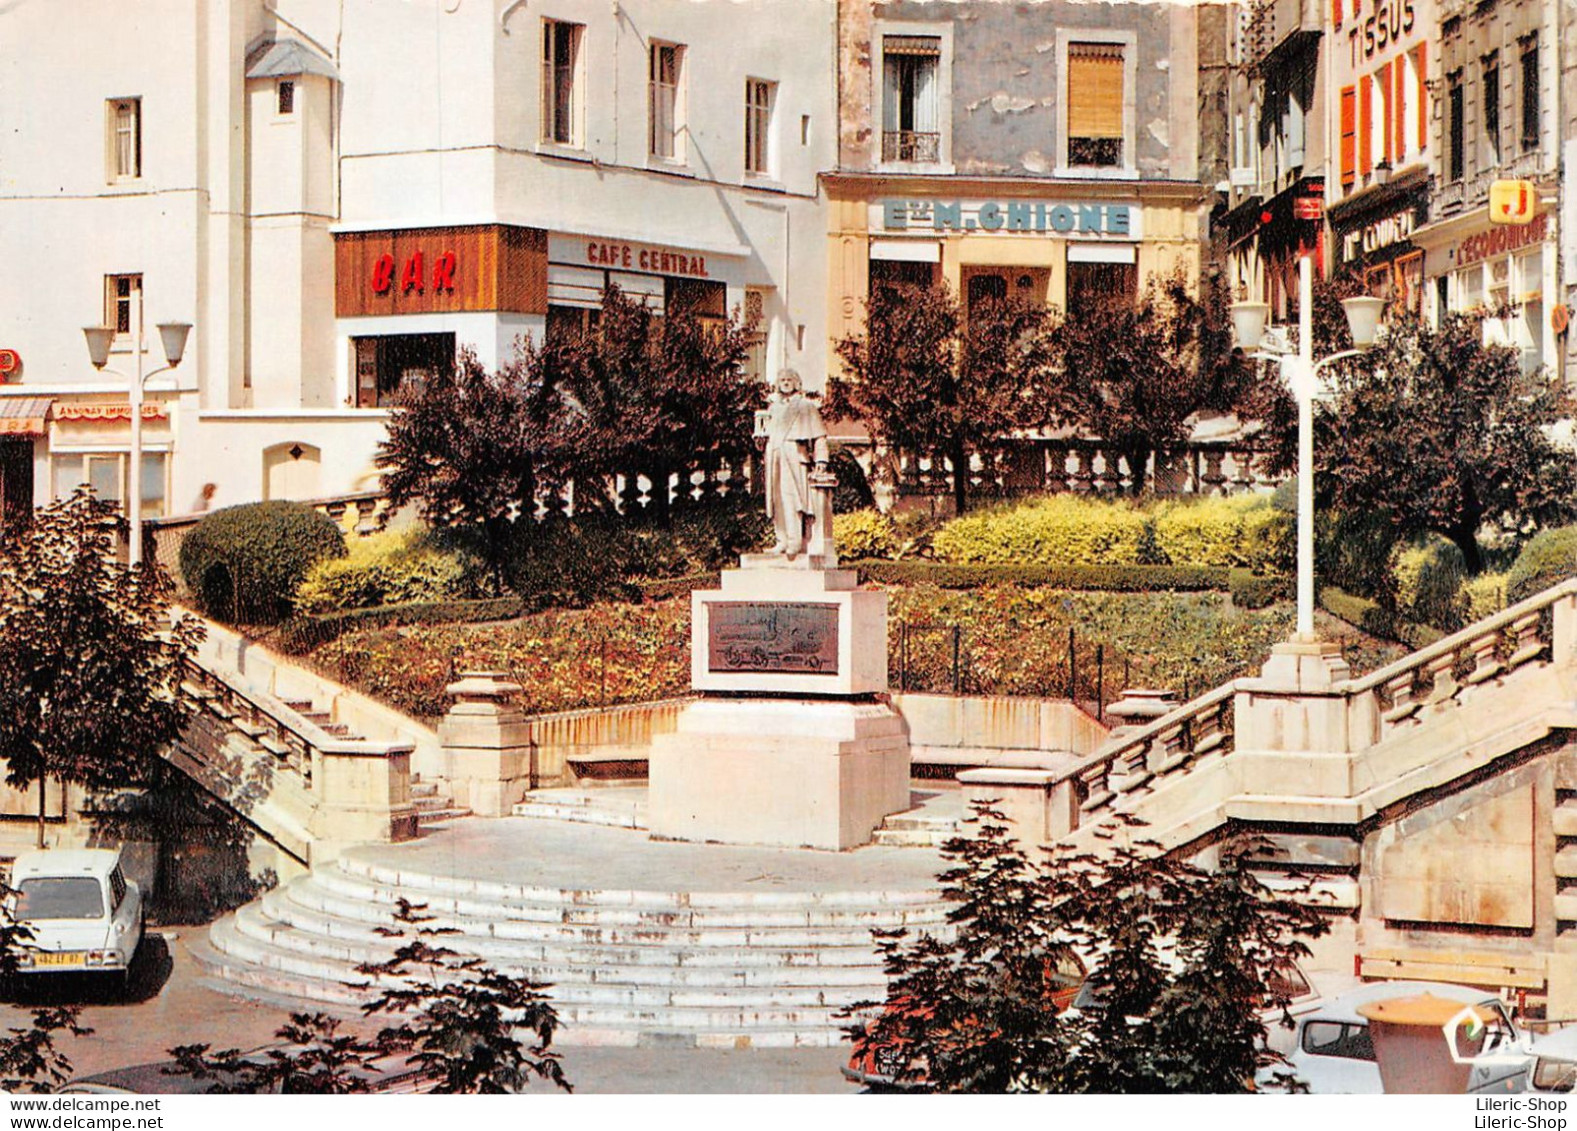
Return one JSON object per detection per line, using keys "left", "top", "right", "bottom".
{"left": 876, "top": 199, "right": 1139, "bottom": 239}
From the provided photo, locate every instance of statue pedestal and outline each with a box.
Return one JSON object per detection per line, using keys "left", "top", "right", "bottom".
{"left": 648, "top": 560, "right": 911, "bottom": 850}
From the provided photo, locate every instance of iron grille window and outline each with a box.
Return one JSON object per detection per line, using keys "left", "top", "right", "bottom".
{"left": 881, "top": 36, "right": 940, "bottom": 163}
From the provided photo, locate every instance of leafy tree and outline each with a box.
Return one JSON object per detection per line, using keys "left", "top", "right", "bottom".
{"left": 359, "top": 899, "right": 570, "bottom": 1094}
{"left": 1042, "top": 270, "right": 1252, "bottom": 496}
{"left": 0, "top": 878, "right": 91, "bottom": 1093}
{"left": 1315, "top": 312, "right": 1577, "bottom": 574}
{"left": 168, "top": 1013, "right": 380, "bottom": 1094}
{"left": 847, "top": 804, "right": 1327, "bottom": 1093}
{"left": 0, "top": 489, "right": 204, "bottom": 847}
{"left": 376, "top": 345, "right": 567, "bottom": 593}
{"left": 553, "top": 284, "right": 761, "bottom": 525}
{"left": 167, "top": 900, "right": 571, "bottom": 1095}
{"left": 830, "top": 283, "right": 1047, "bottom": 515}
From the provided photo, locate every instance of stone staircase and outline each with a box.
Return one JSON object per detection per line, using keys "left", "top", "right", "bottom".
{"left": 279, "top": 698, "right": 469, "bottom": 829}
{"left": 195, "top": 846, "right": 953, "bottom": 1048}
{"left": 510, "top": 787, "right": 649, "bottom": 829}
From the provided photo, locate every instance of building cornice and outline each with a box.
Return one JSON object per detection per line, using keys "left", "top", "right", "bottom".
{"left": 820, "top": 171, "right": 1209, "bottom": 204}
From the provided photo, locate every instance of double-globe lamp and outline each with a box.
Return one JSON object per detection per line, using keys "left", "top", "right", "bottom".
{"left": 1229, "top": 254, "right": 1385, "bottom": 643}
{"left": 82, "top": 292, "right": 191, "bottom": 568}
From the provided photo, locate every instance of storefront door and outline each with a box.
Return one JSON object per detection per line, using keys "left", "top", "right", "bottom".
{"left": 0, "top": 437, "right": 33, "bottom": 532}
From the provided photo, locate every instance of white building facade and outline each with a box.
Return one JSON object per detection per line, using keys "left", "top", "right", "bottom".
{"left": 0, "top": 0, "right": 835, "bottom": 527}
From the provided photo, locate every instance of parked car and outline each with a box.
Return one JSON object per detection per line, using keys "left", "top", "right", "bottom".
{"left": 1259, "top": 980, "right": 1532, "bottom": 1094}
{"left": 1522, "top": 1025, "right": 1577, "bottom": 1094}
{"left": 6, "top": 848, "right": 143, "bottom": 987}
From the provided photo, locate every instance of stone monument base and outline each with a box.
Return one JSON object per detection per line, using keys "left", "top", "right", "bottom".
{"left": 648, "top": 697, "right": 911, "bottom": 850}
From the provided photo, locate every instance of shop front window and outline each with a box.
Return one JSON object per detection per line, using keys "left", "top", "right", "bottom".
{"left": 868, "top": 258, "right": 936, "bottom": 298}
{"left": 1066, "top": 259, "right": 1137, "bottom": 320}
{"left": 50, "top": 451, "right": 167, "bottom": 516}
{"left": 353, "top": 333, "right": 455, "bottom": 409}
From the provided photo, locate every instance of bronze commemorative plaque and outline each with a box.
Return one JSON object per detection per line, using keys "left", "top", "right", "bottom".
{"left": 707, "top": 602, "right": 839, "bottom": 675}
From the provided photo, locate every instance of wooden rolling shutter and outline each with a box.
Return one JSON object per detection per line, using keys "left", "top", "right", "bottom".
{"left": 1395, "top": 58, "right": 1408, "bottom": 158}
{"left": 1416, "top": 44, "right": 1428, "bottom": 150}
{"left": 1379, "top": 63, "right": 1393, "bottom": 162}
{"left": 1340, "top": 85, "right": 1357, "bottom": 188}
{"left": 1359, "top": 77, "right": 1373, "bottom": 175}
{"left": 1067, "top": 43, "right": 1124, "bottom": 139}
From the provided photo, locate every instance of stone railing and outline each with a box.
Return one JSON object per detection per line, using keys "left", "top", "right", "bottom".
{"left": 1075, "top": 681, "right": 1238, "bottom": 816}
{"left": 887, "top": 439, "right": 1274, "bottom": 503}
{"left": 175, "top": 652, "right": 418, "bottom": 865}
{"left": 1056, "top": 579, "right": 1577, "bottom": 843}
{"left": 1340, "top": 582, "right": 1567, "bottom": 746}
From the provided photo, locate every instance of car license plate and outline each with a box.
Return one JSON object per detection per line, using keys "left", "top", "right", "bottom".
{"left": 31, "top": 951, "right": 85, "bottom": 968}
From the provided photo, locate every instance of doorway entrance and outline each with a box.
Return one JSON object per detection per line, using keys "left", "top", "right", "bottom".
{"left": 0, "top": 437, "right": 34, "bottom": 533}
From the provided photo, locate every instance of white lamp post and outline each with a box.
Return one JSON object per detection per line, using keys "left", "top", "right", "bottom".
{"left": 1231, "top": 254, "right": 1384, "bottom": 642}
{"left": 83, "top": 287, "right": 191, "bottom": 566}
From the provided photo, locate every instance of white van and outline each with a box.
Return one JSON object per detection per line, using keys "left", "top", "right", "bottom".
{"left": 1259, "top": 980, "right": 1531, "bottom": 1094}
{"left": 7, "top": 848, "right": 144, "bottom": 986}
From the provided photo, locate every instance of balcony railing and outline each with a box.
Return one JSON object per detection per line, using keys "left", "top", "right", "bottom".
{"left": 882, "top": 130, "right": 940, "bottom": 164}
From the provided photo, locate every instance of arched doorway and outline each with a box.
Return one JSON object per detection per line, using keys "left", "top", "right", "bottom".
{"left": 262, "top": 442, "right": 322, "bottom": 501}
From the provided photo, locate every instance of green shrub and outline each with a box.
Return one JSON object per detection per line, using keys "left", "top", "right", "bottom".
{"left": 835, "top": 509, "right": 899, "bottom": 561}
{"left": 932, "top": 495, "right": 1151, "bottom": 566}
{"left": 1318, "top": 585, "right": 1444, "bottom": 650}
{"left": 294, "top": 528, "right": 476, "bottom": 614}
{"left": 1316, "top": 504, "right": 1399, "bottom": 603}
{"left": 1393, "top": 536, "right": 1467, "bottom": 631}
{"left": 854, "top": 560, "right": 1228, "bottom": 592}
{"left": 635, "top": 571, "right": 722, "bottom": 602}
{"left": 829, "top": 447, "right": 876, "bottom": 515}
{"left": 273, "top": 596, "right": 527, "bottom": 655}
{"left": 1228, "top": 568, "right": 1291, "bottom": 609}
{"left": 180, "top": 501, "right": 345, "bottom": 624}
{"left": 1507, "top": 526, "right": 1577, "bottom": 603}
{"left": 666, "top": 497, "right": 771, "bottom": 571}
{"left": 1461, "top": 572, "right": 1508, "bottom": 623}
{"left": 1151, "top": 495, "right": 1279, "bottom": 569}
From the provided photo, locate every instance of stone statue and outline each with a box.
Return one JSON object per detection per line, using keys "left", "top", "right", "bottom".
{"left": 756, "top": 369, "right": 832, "bottom": 560}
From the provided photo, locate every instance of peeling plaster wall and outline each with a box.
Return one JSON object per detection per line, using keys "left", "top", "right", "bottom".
{"left": 848, "top": 0, "right": 1200, "bottom": 181}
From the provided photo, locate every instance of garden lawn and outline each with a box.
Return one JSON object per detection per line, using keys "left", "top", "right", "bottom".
{"left": 305, "top": 585, "right": 1407, "bottom": 723}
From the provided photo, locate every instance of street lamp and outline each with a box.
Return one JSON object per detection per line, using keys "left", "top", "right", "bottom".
{"left": 83, "top": 286, "right": 191, "bottom": 566}
{"left": 1231, "top": 254, "right": 1385, "bottom": 642}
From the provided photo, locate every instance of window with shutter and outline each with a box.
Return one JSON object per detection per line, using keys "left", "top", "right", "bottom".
{"left": 1379, "top": 64, "right": 1393, "bottom": 165}
{"left": 542, "top": 20, "right": 582, "bottom": 146}
{"left": 1067, "top": 42, "right": 1124, "bottom": 167}
{"left": 881, "top": 35, "right": 941, "bottom": 163}
{"left": 1358, "top": 78, "right": 1373, "bottom": 176}
{"left": 1339, "top": 86, "right": 1356, "bottom": 189}
{"left": 1415, "top": 44, "right": 1427, "bottom": 151}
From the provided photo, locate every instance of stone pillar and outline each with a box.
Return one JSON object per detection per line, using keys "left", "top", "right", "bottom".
{"left": 310, "top": 742, "right": 418, "bottom": 863}
{"left": 437, "top": 672, "right": 534, "bottom": 818}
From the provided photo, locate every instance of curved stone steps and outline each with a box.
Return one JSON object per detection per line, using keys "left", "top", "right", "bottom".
{"left": 308, "top": 865, "right": 952, "bottom": 932}
{"left": 237, "top": 899, "right": 888, "bottom": 983}
{"left": 335, "top": 853, "right": 946, "bottom": 913}
{"left": 220, "top": 913, "right": 870, "bottom": 1011}
{"left": 200, "top": 919, "right": 872, "bottom": 1046}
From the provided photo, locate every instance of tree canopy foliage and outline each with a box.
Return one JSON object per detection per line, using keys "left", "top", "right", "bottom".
{"left": 1314, "top": 312, "right": 1577, "bottom": 573}
{"left": 0, "top": 489, "right": 203, "bottom": 846}
{"left": 847, "top": 805, "right": 1327, "bottom": 1093}
{"left": 1041, "top": 271, "right": 1253, "bottom": 496}
{"left": 830, "top": 282, "right": 1050, "bottom": 514}
{"left": 168, "top": 899, "right": 570, "bottom": 1095}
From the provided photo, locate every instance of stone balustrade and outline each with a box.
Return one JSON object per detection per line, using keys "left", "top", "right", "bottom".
{"left": 177, "top": 653, "right": 418, "bottom": 864}
{"left": 1052, "top": 580, "right": 1577, "bottom": 850}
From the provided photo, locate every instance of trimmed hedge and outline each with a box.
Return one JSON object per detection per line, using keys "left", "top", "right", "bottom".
{"left": 834, "top": 509, "right": 900, "bottom": 561}
{"left": 1228, "top": 569, "right": 1291, "bottom": 609}
{"left": 295, "top": 528, "right": 477, "bottom": 614}
{"left": 635, "top": 571, "right": 722, "bottom": 602}
{"left": 1318, "top": 586, "right": 1444, "bottom": 650}
{"left": 1393, "top": 536, "right": 1467, "bottom": 631}
{"left": 854, "top": 560, "right": 1229, "bottom": 592}
{"left": 273, "top": 596, "right": 527, "bottom": 655}
{"left": 1507, "top": 526, "right": 1577, "bottom": 604}
{"left": 1152, "top": 495, "right": 1293, "bottom": 573}
{"left": 180, "top": 501, "right": 345, "bottom": 625}
{"left": 932, "top": 495, "right": 1152, "bottom": 566}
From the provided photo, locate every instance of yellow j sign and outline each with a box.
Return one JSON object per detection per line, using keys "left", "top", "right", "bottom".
{"left": 1489, "top": 179, "right": 1539, "bottom": 224}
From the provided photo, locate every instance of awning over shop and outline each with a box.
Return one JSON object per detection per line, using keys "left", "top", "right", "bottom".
{"left": 0, "top": 396, "right": 52, "bottom": 436}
